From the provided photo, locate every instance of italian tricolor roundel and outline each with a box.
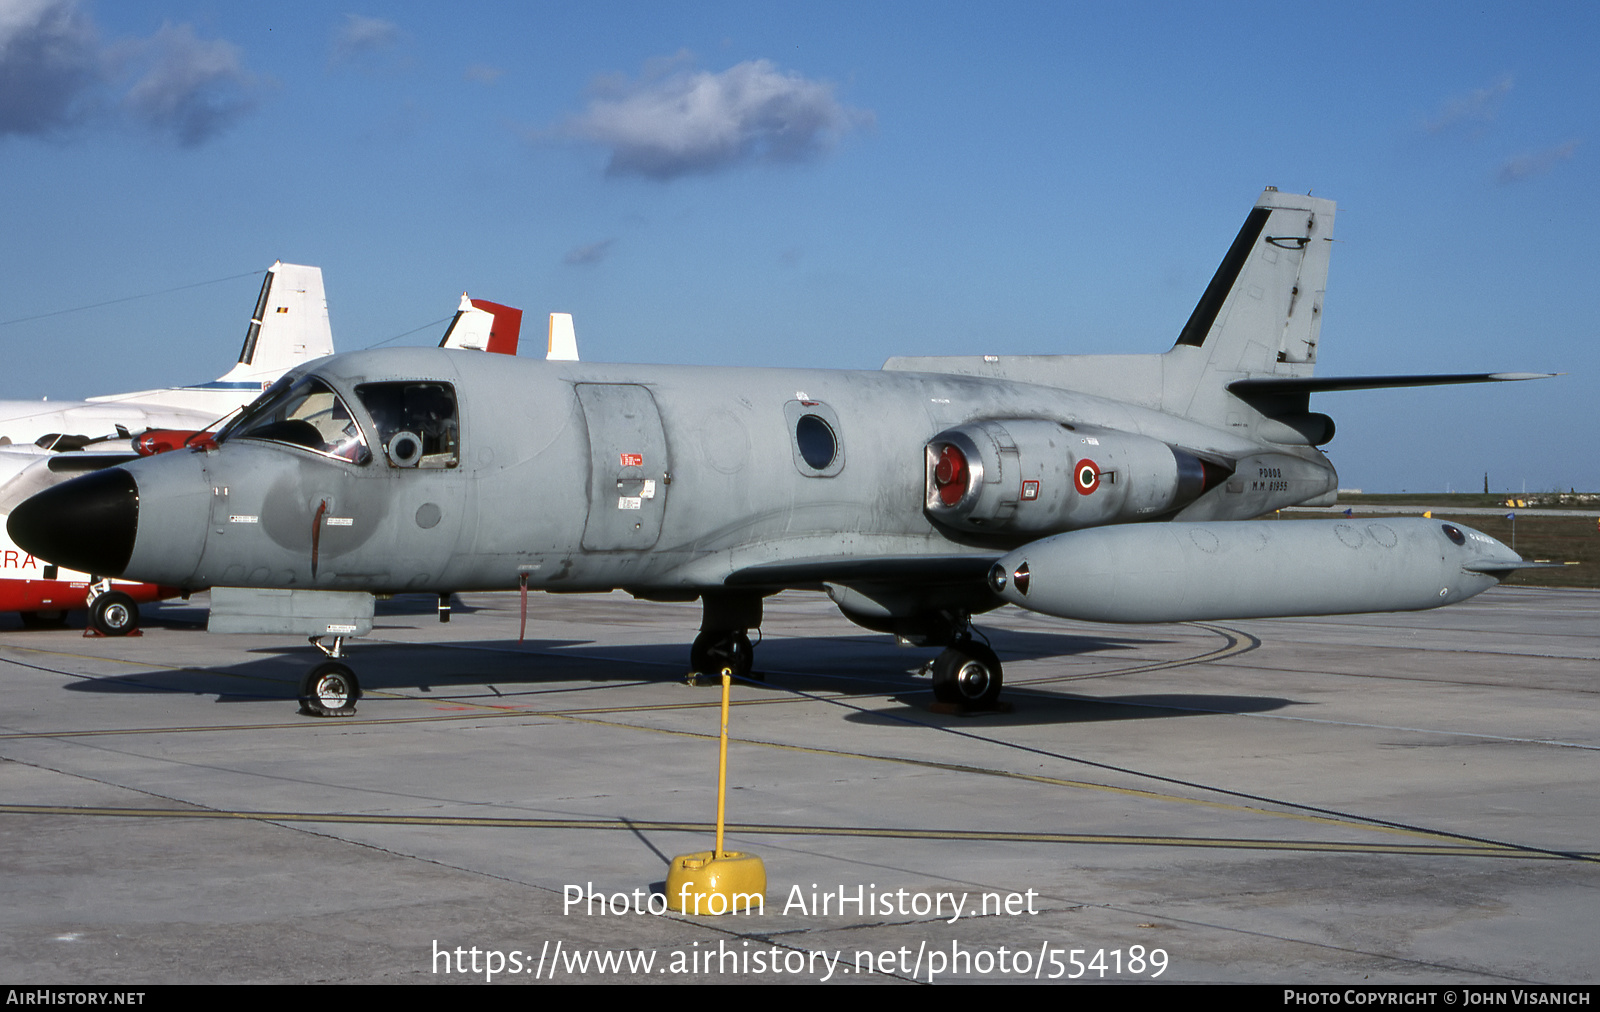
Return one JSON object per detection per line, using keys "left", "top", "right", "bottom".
{"left": 1074, "top": 459, "right": 1100, "bottom": 495}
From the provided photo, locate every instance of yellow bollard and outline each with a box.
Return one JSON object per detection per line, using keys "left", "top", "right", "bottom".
{"left": 665, "top": 668, "right": 766, "bottom": 914}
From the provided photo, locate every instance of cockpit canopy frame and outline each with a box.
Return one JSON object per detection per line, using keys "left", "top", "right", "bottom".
{"left": 219, "top": 375, "right": 370, "bottom": 464}
{"left": 219, "top": 374, "right": 462, "bottom": 470}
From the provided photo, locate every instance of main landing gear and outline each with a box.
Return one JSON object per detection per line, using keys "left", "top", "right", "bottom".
{"left": 689, "top": 630, "right": 753, "bottom": 681}
{"left": 299, "top": 636, "right": 360, "bottom": 717}
{"left": 929, "top": 635, "right": 1003, "bottom": 710}
{"left": 683, "top": 592, "right": 1005, "bottom": 709}
{"left": 687, "top": 594, "right": 763, "bottom": 683}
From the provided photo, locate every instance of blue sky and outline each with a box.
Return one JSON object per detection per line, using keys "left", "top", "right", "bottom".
{"left": 2, "top": 1, "right": 1595, "bottom": 492}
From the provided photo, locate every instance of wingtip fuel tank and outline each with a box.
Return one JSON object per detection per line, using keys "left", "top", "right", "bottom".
{"left": 986, "top": 518, "right": 1525, "bottom": 624}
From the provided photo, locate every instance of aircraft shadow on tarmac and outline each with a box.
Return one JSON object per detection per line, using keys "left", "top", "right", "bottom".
{"left": 54, "top": 617, "right": 1149, "bottom": 703}
{"left": 845, "top": 692, "right": 1296, "bottom": 728}
{"left": 54, "top": 613, "right": 1291, "bottom": 727}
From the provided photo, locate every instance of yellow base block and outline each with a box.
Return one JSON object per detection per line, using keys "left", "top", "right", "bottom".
{"left": 665, "top": 851, "right": 767, "bottom": 915}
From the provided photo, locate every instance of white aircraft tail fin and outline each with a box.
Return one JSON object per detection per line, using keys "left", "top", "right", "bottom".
{"left": 439, "top": 294, "right": 522, "bottom": 355}
{"left": 884, "top": 187, "right": 1537, "bottom": 444}
{"left": 880, "top": 188, "right": 1333, "bottom": 416}
{"left": 1169, "top": 187, "right": 1334, "bottom": 376}
{"left": 1154, "top": 188, "right": 1336, "bottom": 424}
{"left": 546, "top": 312, "right": 578, "bottom": 361}
{"left": 216, "top": 262, "right": 334, "bottom": 387}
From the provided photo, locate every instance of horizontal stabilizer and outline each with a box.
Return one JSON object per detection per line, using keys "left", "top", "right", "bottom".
{"left": 1230, "top": 372, "right": 1555, "bottom": 396}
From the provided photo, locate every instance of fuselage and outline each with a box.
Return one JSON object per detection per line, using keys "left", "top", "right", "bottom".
{"left": 13, "top": 347, "right": 1339, "bottom": 597}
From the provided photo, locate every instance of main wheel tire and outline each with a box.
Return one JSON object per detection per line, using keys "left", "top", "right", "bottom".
{"left": 89, "top": 592, "right": 140, "bottom": 637}
{"left": 931, "top": 639, "right": 1003, "bottom": 709}
{"left": 300, "top": 661, "right": 360, "bottom": 717}
{"left": 689, "top": 630, "right": 753, "bottom": 680}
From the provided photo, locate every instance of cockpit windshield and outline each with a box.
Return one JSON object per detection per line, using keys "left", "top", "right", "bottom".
{"left": 218, "top": 376, "right": 370, "bottom": 464}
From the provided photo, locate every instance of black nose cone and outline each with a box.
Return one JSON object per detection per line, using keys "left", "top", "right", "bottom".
{"left": 7, "top": 467, "right": 139, "bottom": 577}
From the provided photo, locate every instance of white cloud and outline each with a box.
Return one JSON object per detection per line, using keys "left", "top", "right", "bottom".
{"left": 1426, "top": 74, "right": 1513, "bottom": 135}
{"left": 0, "top": 0, "right": 100, "bottom": 137}
{"left": 330, "top": 14, "right": 403, "bottom": 70}
{"left": 1497, "top": 140, "right": 1579, "bottom": 184}
{"left": 120, "top": 23, "right": 257, "bottom": 147}
{"left": 0, "top": 1, "right": 260, "bottom": 145}
{"left": 563, "top": 57, "right": 871, "bottom": 180}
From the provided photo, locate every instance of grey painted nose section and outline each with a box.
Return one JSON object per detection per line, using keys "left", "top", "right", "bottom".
{"left": 7, "top": 467, "right": 138, "bottom": 577}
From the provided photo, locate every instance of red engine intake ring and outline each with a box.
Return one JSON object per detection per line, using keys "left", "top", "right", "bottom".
{"left": 933, "top": 444, "right": 970, "bottom": 507}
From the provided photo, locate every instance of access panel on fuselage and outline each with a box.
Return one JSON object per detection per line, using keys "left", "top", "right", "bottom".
{"left": 574, "top": 383, "right": 669, "bottom": 550}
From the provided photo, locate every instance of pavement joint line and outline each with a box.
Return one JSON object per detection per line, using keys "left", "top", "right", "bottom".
{"left": 3, "top": 701, "right": 1476, "bottom": 845}
{"left": 526, "top": 710, "right": 1508, "bottom": 846}
{"left": 0, "top": 803, "right": 1566, "bottom": 859}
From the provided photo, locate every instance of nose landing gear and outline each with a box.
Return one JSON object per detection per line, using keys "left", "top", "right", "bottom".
{"left": 83, "top": 581, "right": 141, "bottom": 637}
{"left": 89, "top": 590, "right": 141, "bottom": 637}
{"left": 300, "top": 635, "right": 360, "bottom": 717}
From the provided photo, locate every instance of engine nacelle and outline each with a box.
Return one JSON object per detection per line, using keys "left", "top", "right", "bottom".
{"left": 924, "top": 419, "right": 1222, "bottom": 535}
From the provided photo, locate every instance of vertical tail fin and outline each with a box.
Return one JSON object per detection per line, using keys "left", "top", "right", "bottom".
{"left": 546, "top": 312, "right": 578, "bottom": 361}
{"left": 439, "top": 294, "right": 523, "bottom": 355}
{"left": 1162, "top": 188, "right": 1335, "bottom": 421}
{"left": 220, "top": 262, "right": 334, "bottom": 386}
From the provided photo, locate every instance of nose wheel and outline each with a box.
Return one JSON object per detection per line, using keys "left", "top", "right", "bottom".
{"left": 299, "top": 636, "right": 360, "bottom": 716}
{"left": 931, "top": 637, "right": 1003, "bottom": 710}
{"left": 88, "top": 591, "right": 141, "bottom": 637}
{"left": 300, "top": 660, "right": 360, "bottom": 717}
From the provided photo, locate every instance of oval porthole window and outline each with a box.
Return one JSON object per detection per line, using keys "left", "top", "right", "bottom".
{"left": 795, "top": 414, "right": 837, "bottom": 470}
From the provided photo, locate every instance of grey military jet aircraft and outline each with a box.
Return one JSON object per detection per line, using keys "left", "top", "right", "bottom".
{"left": 8, "top": 188, "right": 1550, "bottom": 716}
